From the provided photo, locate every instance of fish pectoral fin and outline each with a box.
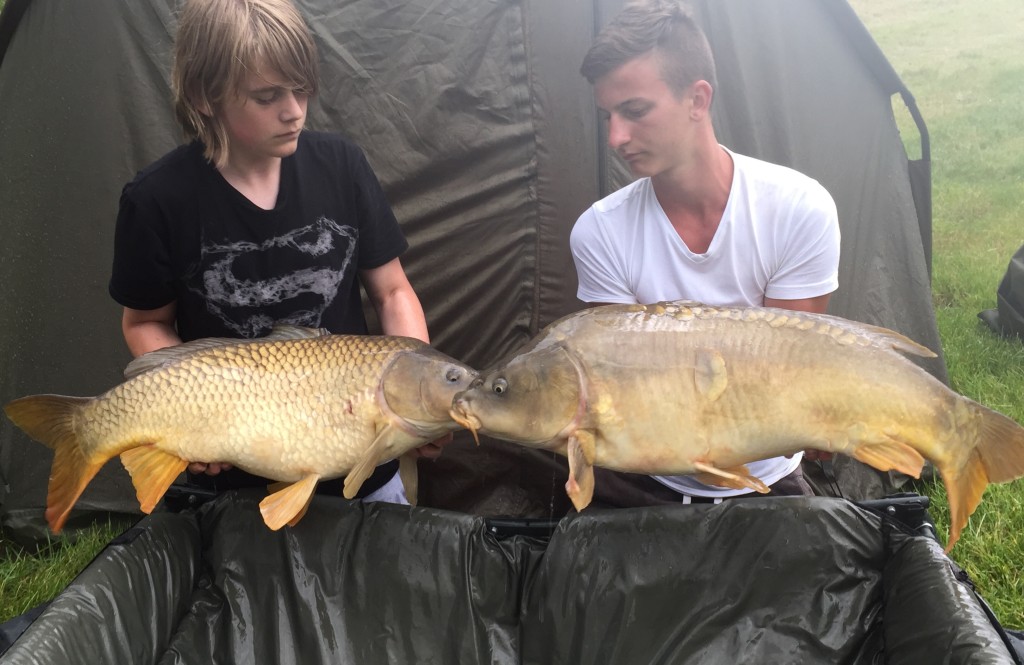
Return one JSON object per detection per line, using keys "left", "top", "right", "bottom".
{"left": 694, "top": 349, "right": 728, "bottom": 402}
{"left": 565, "top": 431, "right": 596, "bottom": 511}
{"left": 119, "top": 446, "right": 189, "bottom": 514}
{"left": 343, "top": 428, "right": 398, "bottom": 500}
{"left": 259, "top": 474, "right": 321, "bottom": 530}
{"left": 692, "top": 461, "right": 770, "bottom": 494}
{"left": 399, "top": 454, "right": 418, "bottom": 506}
{"left": 577, "top": 428, "right": 597, "bottom": 465}
{"left": 850, "top": 437, "right": 925, "bottom": 478}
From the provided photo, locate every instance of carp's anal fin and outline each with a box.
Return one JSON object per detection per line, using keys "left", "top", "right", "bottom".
{"left": 565, "top": 430, "right": 596, "bottom": 511}
{"left": 692, "top": 461, "right": 770, "bottom": 494}
{"left": 399, "top": 453, "right": 418, "bottom": 506}
{"left": 119, "top": 446, "right": 188, "bottom": 514}
{"left": 260, "top": 474, "right": 321, "bottom": 530}
{"left": 694, "top": 349, "right": 728, "bottom": 402}
{"left": 343, "top": 427, "right": 399, "bottom": 500}
{"left": 850, "top": 437, "right": 925, "bottom": 478}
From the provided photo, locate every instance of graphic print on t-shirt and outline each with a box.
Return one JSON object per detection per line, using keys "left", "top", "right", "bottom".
{"left": 192, "top": 216, "right": 357, "bottom": 337}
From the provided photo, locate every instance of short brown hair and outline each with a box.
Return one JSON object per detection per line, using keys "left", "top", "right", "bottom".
{"left": 580, "top": 0, "right": 717, "bottom": 96}
{"left": 172, "top": 0, "right": 320, "bottom": 168}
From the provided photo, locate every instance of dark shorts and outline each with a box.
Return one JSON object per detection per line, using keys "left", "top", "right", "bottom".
{"left": 589, "top": 464, "right": 814, "bottom": 509}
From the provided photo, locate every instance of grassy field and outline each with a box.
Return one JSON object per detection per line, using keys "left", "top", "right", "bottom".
{"left": 850, "top": 0, "right": 1024, "bottom": 628}
{"left": 1, "top": 0, "right": 1023, "bottom": 638}
{"left": 0, "top": 521, "right": 126, "bottom": 624}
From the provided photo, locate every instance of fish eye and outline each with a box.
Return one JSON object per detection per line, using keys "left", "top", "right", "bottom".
{"left": 492, "top": 378, "right": 508, "bottom": 394}
{"left": 445, "top": 368, "right": 462, "bottom": 383}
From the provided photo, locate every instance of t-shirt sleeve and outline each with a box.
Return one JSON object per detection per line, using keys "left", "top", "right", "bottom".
{"left": 764, "top": 181, "right": 841, "bottom": 301}
{"left": 348, "top": 146, "right": 408, "bottom": 269}
{"left": 108, "top": 182, "right": 177, "bottom": 310}
{"left": 570, "top": 207, "right": 637, "bottom": 304}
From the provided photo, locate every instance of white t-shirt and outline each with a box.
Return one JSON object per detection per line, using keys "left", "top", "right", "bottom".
{"left": 570, "top": 148, "right": 840, "bottom": 498}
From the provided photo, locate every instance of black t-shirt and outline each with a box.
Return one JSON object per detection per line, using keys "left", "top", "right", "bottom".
{"left": 109, "top": 132, "right": 406, "bottom": 496}
{"left": 110, "top": 131, "right": 408, "bottom": 341}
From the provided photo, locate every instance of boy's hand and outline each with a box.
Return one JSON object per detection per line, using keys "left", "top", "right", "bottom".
{"left": 410, "top": 433, "right": 454, "bottom": 459}
{"left": 188, "top": 461, "right": 234, "bottom": 475}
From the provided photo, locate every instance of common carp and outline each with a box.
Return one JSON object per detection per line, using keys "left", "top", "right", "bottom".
{"left": 449, "top": 301, "right": 1024, "bottom": 551}
{"left": 5, "top": 326, "right": 476, "bottom": 533}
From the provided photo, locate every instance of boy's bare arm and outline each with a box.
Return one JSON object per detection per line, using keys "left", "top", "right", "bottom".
{"left": 360, "top": 258, "right": 430, "bottom": 343}
{"left": 122, "top": 302, "right": 181, "bottom": 357}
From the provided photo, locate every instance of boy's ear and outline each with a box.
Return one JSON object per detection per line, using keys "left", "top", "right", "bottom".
{"left": 689, "top": 80, "right": 713, "bottom": 120}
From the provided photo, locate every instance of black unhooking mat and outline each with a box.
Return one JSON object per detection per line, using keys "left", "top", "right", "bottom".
{"left": 1, "top": 492, "right": 1020, "bottom": 664}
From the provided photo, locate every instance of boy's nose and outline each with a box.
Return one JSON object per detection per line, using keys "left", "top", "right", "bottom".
{"left": 281, "top": 91, "right": 307, "bottom": 120}
{"left": 606, "top": 115, "right": 629, "bottom": 149}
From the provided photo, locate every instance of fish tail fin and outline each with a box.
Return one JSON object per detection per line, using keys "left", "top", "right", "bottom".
{"left": 974, "top": 407, "right": 1024, "bottom": 483}
{"left": 4, "top": 395, "right": 105, "bottom": 534}
{"left": 941, "top": 405, "right": 1024, "bottom": 553}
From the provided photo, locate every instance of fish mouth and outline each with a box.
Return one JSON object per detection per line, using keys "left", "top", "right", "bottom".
{"left": 448, "top": 405, "right": 482, "bottom": 446}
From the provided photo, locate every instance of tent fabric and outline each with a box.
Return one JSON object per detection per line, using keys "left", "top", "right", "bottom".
{"left": 979, "top": 243, "right": 1024, "bottom": 339}
{"left": 1, "top": 0, "right": 941, "bottom": 525}
{"left": 1, "top": 494, "right": 1019, "bottom": 664}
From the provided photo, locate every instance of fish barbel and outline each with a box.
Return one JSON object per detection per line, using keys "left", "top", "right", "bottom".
{"left": 4, "top": 326, "right": 477, "bottom": 533}
{"left": 450, "top": 301, "right": 1024, "bottom": 551}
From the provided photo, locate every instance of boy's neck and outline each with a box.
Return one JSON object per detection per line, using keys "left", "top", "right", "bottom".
{"left": 651, "top": 144, "right": 734, "bottom": 254}
{"left": 652, "top": 143, "right": 733, "bottom": 219}
{"left": 218, "top": 157, "right": 283, "bottom": 211}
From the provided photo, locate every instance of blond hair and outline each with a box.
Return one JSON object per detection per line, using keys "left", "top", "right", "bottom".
{"left": 172, "top": 0, "right": 319, "bottom": 167}
{"left": 581, "top": 0, "right": 717, "bottom": 97}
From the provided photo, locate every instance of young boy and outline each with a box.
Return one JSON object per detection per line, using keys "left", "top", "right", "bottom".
{"left": 109, "top": 0, "right": 442, "bottom": 502}
{"left": 572, "top": 0, "right": 841, "bottom": 506}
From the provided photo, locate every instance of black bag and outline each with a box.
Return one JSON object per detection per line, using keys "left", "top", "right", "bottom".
{"left": 980, "top": 243, "right": 1024, "bottom": 338}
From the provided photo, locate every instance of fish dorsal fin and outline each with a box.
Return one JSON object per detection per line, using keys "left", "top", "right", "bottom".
{"left": 805, "top": 314, "right": 938, "bottom": 359}
{"left": 857, "top": 323, "right": 938, "bottom": 358}
{"left": 263, "top": 324, "right": 332, "bottom": 341}
{"left": 653, "top": 300, "right": 938, "bottom": 360}
{"left": 123, "top": 325, "right": 330, "bottom": 379}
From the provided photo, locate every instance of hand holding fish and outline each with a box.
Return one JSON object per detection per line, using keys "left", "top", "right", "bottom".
{"left": 409, "top": 433, "right": 454, "bottom": 459}
{"left": 187, "top": 462, "right": 234, "bottom": 475}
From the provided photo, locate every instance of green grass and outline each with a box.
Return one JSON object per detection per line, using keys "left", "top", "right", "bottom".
{"left": 0, "top": 521, "right": 126, "bottom": 623}
{"left": 851, "top": 0, "right": 1024, "bottom": 629}
{"left": 1, "top": 0, "right": 1023, "bottom": 637}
